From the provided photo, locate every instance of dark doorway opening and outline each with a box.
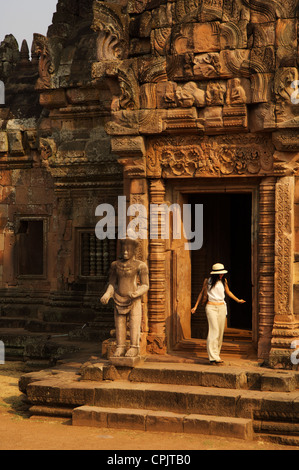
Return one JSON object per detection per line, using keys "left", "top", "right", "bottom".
{"left": 17, "top": 220, "right": 44, "bottom": 276}
{"left": 190, "top": 192, "right": 252, "bottom": 339}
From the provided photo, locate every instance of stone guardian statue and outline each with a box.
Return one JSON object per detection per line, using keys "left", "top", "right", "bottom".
{"left": 100, "top": 236, "right": 149, "bottom": 358}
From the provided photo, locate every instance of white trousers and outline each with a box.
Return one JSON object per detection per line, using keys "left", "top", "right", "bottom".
{"left": 205, "top": 303, "right": 227, "bottom": 362}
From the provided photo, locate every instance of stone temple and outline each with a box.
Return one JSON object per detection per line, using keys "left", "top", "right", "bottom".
{"left": 0, "top": 0, "right": 299, "bottom": 371}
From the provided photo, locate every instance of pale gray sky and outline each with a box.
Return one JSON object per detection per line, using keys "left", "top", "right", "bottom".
{"left": 0, "top": 0, "right": 58, "bottom": 50}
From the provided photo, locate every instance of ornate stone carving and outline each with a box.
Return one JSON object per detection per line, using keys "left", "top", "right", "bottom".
{"left": 219, "top": 21, "right": 247, "bottom": 50}
{"left": 146, "top": 135, "right": 274, "bottom": 178}
{"left": 220, "top": 49, "right": 250, "bottom": 78}
{"left": 147, "top": 179, "right": 167, "bottom": 354}
{"left": 173, "top": 0, "right": 223, "bottom": 24}
{"left": 151, "top": 28, "right": 171, "bottom": 56}
{"left": 250, "top": 46, "right": 276, "bottom": 73}
{"left": 92, "top": 1, "right": 129, "bottom": 60}
{"left": 92, "top": 59, "right": 139, "bottom": 111}
{"left": 243, "top": 0, "right": 298, "bottom": 23}
{"left": 251, "top": 73, "right": 273, "bottom": 103}
{"left": 176, "top": 81, "right": 205, "bottom": 107}
{"left": 274, "top": 68, "right": 299, "bottom": 128}
{"left": 273, "top": 131, "right": 299, "bottom": 152}
{"left": 274, "top": 176, "right": 294, "bottom": 316}
{"left": 39, "top": 137, "right": 56, "bottom": 166}
{"left": 206, "top": 81, "right": 226, "bottom": 105}
{"left": 32, "top": 34, "right": 54, "bottom": 90}
{"left": 269, "top": 176, "right": 298, "bottom": 368}
{"left": 226, "top": 78, "right": 246, "bottom": 105}
{"left": 275, "top": 19, "right": 297, "bottom": 67}
{"left": 193, "top": 53, "right": 221, "bottom": 79}
{"left": 258, "top": 178, "right": 275, "bottom": 360}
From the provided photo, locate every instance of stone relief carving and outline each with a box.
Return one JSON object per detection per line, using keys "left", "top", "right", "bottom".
{"left": 275, "top": 177, "right": 294, "bottom": 317}
{"left": 176, "top": 81, "right": 205, "bottom": 107}
{"left": 274, "top": 67, "right": 299, "bottom": 127}
{"left": 32, "top": 34, "right": 54, "bottom": 90}
{"left": 92, "top": 1, "right": 129, "bottom": 60}
{"left": 206, "top": 81, "right": 226, "bottom": 105}
{"left": 226, "top": 78, "right": 246, "bottom": 105}
{"left": 39, "top": 137, "right": 56, "bottom": 166}
{"left": 193, "top": 53, "right": 221, "bottom": 79}
{"left": 146, "top": 135, "right": 274, "bottom": 178}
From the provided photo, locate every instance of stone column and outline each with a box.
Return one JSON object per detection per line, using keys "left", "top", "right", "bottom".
{"left": 147, "top": 179, "right": 167, "bottom": 354}
{"left": 269, "top": 176, "right": 299, "bottom": 368}
{"left": 112, "top": 136, "right": 149, "bottom": 354}
{"left": 258, "top": 177, "right": 275, "bottom": 360}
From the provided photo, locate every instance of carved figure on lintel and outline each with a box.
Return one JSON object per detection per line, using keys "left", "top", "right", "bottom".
{"left": 226, "top": 78, "right": 246, "bottom": 105}
{"left": 206, "top": 82, "right": 225, "bottom": 105}
{"left": 100, "top": 233, "right": 149, "bottom": 358}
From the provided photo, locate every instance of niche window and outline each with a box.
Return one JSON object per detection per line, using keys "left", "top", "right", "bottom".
{"left": 79, "top": 230, "right": 117, "bottom": 278}
{"left": 17, "top": 219, "right": 45, "bottom": 277}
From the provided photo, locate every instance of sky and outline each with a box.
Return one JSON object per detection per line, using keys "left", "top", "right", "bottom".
{"left": 0, "top": 0, "right": 58, "bottom": 50}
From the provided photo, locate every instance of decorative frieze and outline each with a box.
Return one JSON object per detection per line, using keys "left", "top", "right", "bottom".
{"left": 146, "top": 134, "right": 274, "bottom": 178}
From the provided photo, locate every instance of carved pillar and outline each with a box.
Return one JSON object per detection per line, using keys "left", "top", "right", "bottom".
{"left": 113, "top": 136, "right": 149, "bottom": 354}
{"left": 147, "top": 179, "right": 167, "bottom": 354}
{"left": 258, "top": 177, "right": 275, "bottom": 360}
{"left": 270, "top": 176, "right": 299, "bottom": 368}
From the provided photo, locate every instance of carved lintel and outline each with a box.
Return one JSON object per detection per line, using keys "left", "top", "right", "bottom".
{"left": 146, "top": 135, "right": 274, "bottom": 178}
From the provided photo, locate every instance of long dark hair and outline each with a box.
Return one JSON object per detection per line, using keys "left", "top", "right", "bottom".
{"left": 209, "top": 274, "right": 226, "bottom": 289}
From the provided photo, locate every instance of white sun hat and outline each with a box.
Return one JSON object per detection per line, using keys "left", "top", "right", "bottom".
{"left": 210, "top": 263, "right": 228, "bottom": 275}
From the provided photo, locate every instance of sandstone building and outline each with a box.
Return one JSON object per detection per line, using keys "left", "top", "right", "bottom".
{"left": 0, "top": 0, "right": 299, "bottom": 368}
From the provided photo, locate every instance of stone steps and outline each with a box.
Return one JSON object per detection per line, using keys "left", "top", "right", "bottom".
{"left": 72, "top": 405, "right": 254, "bottom": 440}
{"left": 19, "top": 359, "right": 299, "bottom": 444}
{"left": 128, "top": 362, "right": 299, "bottom": 392}
{"left": 177, "top": 338, "right": 252, "bottom": 357}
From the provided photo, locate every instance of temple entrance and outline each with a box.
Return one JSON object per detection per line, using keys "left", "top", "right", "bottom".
{"left": 190, "top": 191, "right": 252, "bottom": 339}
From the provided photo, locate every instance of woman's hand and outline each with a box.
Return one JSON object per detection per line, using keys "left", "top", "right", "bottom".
{"left": 191, "top": 307, "right": 197, "bottom": 314}
{"left": 238, "top": 299, "right": 246, "bottom": 304}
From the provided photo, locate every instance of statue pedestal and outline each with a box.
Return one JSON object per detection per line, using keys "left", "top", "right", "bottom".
{"left": 109, "top": 355, "right": 145, "bottom": 368}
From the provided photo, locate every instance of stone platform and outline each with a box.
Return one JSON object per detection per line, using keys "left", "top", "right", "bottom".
{"left": 18, "top": 355, "right": 299, "bottom": 447}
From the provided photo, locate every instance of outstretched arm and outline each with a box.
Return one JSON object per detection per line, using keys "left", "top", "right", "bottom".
{"left": 191, "top": 278, "right": 208, "bottom": 314}
{"left": 224, "top": 279, "right": 245, "bottom": 304}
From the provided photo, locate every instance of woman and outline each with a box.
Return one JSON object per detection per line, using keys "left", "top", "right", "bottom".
{"left": 191, "top": 263, "right": 245, "bottom": 365}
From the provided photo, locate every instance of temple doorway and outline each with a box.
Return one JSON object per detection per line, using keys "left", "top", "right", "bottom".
{"left": 189, "top": 192, "right": 253, "bottom": 346}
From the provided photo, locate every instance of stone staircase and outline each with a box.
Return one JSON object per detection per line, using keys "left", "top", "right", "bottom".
{"left": 19, "top": 358, "right": 299, "bottom": 446}
{"left": 0, "top": 293, "right": 113, "bottom": 364}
